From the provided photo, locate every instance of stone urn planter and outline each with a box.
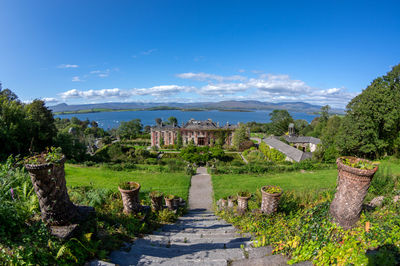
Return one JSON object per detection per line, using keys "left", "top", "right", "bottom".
{"left": 260, "top": 185, "right": 282, "bottom": 215}
{"left": 165, "top": 195, "right": 175, "bottom": 211}
{"left": 228, "top": 196, "right": 236, "bottom": 209}
{"left": 330, "top": 156, "right": 378, "bottom": 229}
{"left": 149, "top": 191, "right": 163, "bottom": 211}
{"left": 25, "top": 154, "right": 79, "bottom": 226}
{"left": 237, "top": 191, "right": 251, "bottom": 214}
{"left": 118, "top": 182, "right": 141, "bottom": 214}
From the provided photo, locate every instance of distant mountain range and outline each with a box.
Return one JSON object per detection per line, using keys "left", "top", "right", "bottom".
{"left": 49, "top": 100, "right": 344, "bottom": 114}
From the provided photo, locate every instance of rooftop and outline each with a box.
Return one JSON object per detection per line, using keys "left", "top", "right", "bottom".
{"left": 263, "top": 136, "right": 312, "bottom": 162}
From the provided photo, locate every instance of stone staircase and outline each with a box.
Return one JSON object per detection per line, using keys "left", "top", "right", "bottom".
{"left": 90, "top": 167, "right": 311, "bottom": 266}
{"left": 106, "top": 210, "right": 264, "bottom": 265}
{"left": 99, "top": 210, "right": 310, "bottom": 266}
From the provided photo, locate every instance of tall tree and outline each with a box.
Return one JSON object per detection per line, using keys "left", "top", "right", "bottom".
{"left": 269, "top": 109, "right": 294, "bottom": 135}
{"left": 233, "top": 123, "right": 249, "bottom": 150}
{"left": 25, "top": 99, "right": 57, "bottom": 152}
{"left": 337, "top": 64, "right": 400, "bottom": 158}
{"left": 167, "top": 116, "right": 178, "bottom": 125}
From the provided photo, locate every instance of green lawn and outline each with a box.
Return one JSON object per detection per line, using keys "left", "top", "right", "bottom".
{"left": 212, "top": 169, "right": 338, "bottom": 200}
{"left": 65, "top": 164, "right": 191, "bottom": 200}
{"left": 212, "top": 158, "right": 400, "bottom": 200}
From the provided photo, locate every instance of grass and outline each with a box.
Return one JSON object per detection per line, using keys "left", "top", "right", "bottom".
{"left": 65, "top": 164, "right": 191, "bottom": 201}
{"left": 212, "top": 157, "right": 400, "bottom": 200}
{"left": 212, "top": 169, "right": 337, "bottom": 200}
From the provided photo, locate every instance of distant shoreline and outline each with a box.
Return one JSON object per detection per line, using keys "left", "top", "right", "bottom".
{"left": 54, "top": 107, "right": 255, "bottom": 115}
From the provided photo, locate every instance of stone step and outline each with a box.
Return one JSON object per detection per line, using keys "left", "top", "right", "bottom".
{"left": 110, "top": 246, "right": 246, "bottom": 265}
{"left": 165, "top": 223, "right": 234, "bottom": 230}
{"left": 153, "top": 228, "right": 241, "bottom": 237}
{"left": 144, "top": 233, "right": 250, "bottom": 242}
{"left": 135, "top": 257, "right": 228, "bottom": 266}
{"left": 142, "top": 235, "right": 252, "bottom": 246}
{"left": 130, "top": 238, "right": 253, "bottom": 250}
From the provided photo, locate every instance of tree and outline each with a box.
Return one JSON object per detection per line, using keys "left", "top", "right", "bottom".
{"left": 233, "top": 123, "right": 249, "bottom": 150}
{"left": 155, "top": 118, "right": 162, "bottom": 125}
{"left": 117, "top": 119, "right": 143, "bottom": 139}
{"left": 337, "top": 64, "right": 400, "bottom": 158}
{"left": 176, "top": 130, "right": 183, "bottom": 148}
{"left": 0, "top": 93, "right": 29, "bottom": 158}
{"left": 25, "top": 99, "right": 57, "bottom": 152}
{"left": 269, "top": 109, "right": 294, "bottom": 135}
{"left": 320, "top": 105, "right": 331, "bottom": 124}
{"left": 294, "top": 119, "right": 309, "bottom": 134}
{"left": 314, "top": 115, "right": 342, "bottom": 162}
{"left": 167, "top": 116, "right": 178, "bottom": 125}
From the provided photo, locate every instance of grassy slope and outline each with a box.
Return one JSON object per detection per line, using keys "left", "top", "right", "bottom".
{"left": 65, "top": 164, "right": 191, "bottom": 200}
{"left": 212, "top": 169, "right": 337, "bottom": 200}
{"left": 212, "top": 159, "right": 400, "bottom": 200}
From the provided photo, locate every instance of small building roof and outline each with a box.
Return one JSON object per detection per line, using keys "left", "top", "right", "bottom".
{"left": 283, "top": 135, "right": 321, "bottom": 145}
{"left": 263, "top": 136, "right": 312, "bottom": 162}
{"left": 151, "top": 123, "right": 180, "bottom": 130}
{"left": 182, "top": 119, "right": 238, "bottom": 130}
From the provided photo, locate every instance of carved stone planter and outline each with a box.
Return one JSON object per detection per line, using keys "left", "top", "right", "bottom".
{"left": 237, "top": 193, "right": 251, "bottom": 214}
{"left": 330, "top": 157, "right": 378, "bottom": 229}
{"left": 260, "top": 186, "right": 282, "bottom": 215}
{"left": 228, "top": 196, "right": 236, "bottom": 209}
{"left": 118, "top": 182, "right": 141, "bottom": 214}
{"left": 25, "top": 155, "right": 79, "bottom": 226}
{"left": 149, "top": 191, "right": 163, "bottom": 212}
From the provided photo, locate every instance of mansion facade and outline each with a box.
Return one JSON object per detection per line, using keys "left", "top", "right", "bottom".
{"left": 151, "top": 119, "right": 238, "bottom": 147}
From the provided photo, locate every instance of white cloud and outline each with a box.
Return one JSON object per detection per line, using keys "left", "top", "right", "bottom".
{"left": 59, "top": 85, "right": 191, "bottom": 101}
{"left": 72, "top": 76, "right": 82, "bottom": 82}
{"left": 58, "top": 64, "right": 79, "bottom": 68}
{"left": 60, "top": 88, "right": 130, "bottom": 99}
{"left": 177, "top": 72, "right": 247, "bottom": 82}
{"left": 58, "top": 71, "right": 355, "bottom": 108}
{"left": 42, "top": 97, "right": 58, "bottom": 104}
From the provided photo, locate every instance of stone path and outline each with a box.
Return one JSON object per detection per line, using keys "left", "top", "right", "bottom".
{"left": 91, "top": 167, "right": 311, "bottom": 266}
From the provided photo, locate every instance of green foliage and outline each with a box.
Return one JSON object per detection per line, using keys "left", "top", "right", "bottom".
{"left": 262, "top": 185, "right": 282, "bottom": 194}
{"left": 1, "top": 157, "right": 188, "bottom": 265}
{"left": 259, "top": 142, "right": 286, "bottom": 162}
{"left": 233, "top": 124, "right": 249, "bottom": 150}
{"left": 269, "top": 109, "right": 294, "bottom": 136}
{"left": 180, "top": 146, "right": 225, "bottom": 165}
{"left": 0, "top": 93, "right": 57, "bottom": 160}
{"left": 242, "top": 148, "right": 266, "bottom": 163}
{"left": 117, "top": 119, "right": 143, "bottom": 139}
{"left": 217, "top": 183, "right": 400, "bottom": 265}
{"left": 341, "top": 157, "right": 378, "bottom": 170}
{"left": 338, "top": 64, "right": 400, "bottom": 159}
{"left": 149, "top": 191, "right": 163, "bottom": 198}
{"left": 238, "top": 190, "right": 251, "bottom": 197}
{"left": 25, "top": 99, "right": 57, "bottom": 152}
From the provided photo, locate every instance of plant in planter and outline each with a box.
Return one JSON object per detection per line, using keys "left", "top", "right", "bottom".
{"left": 24, "top": 147, "right": 81, "bottom": 226}
{"left": 330, "top": 156, "right": 379, "bottom": 229}
{"left": 118, "top": 181, "right": 141, "bottom": 214}
{"left": 260, "top": 185, "right": 282, "bottom": 215}
{"left": 149, "top": 191, "right": 163, "bottom": 211}
{"left": 237, "top": 190, "right": 251, "bottom": 214}
{"left": 165, "top": 194, "right": 176, "bottom": 211}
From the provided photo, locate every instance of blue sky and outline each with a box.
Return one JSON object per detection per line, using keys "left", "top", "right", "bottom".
{"left": 0, "top": 0, "right": 399, "bottom": 108}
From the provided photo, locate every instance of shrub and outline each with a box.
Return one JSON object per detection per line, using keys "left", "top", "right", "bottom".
{"left": 239, "top": 140, "right": 254, "bottom": 152}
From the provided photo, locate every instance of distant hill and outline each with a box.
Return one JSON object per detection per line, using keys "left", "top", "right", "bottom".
{"left": 49, "top": 101, "right": 344, "bottom": 114}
